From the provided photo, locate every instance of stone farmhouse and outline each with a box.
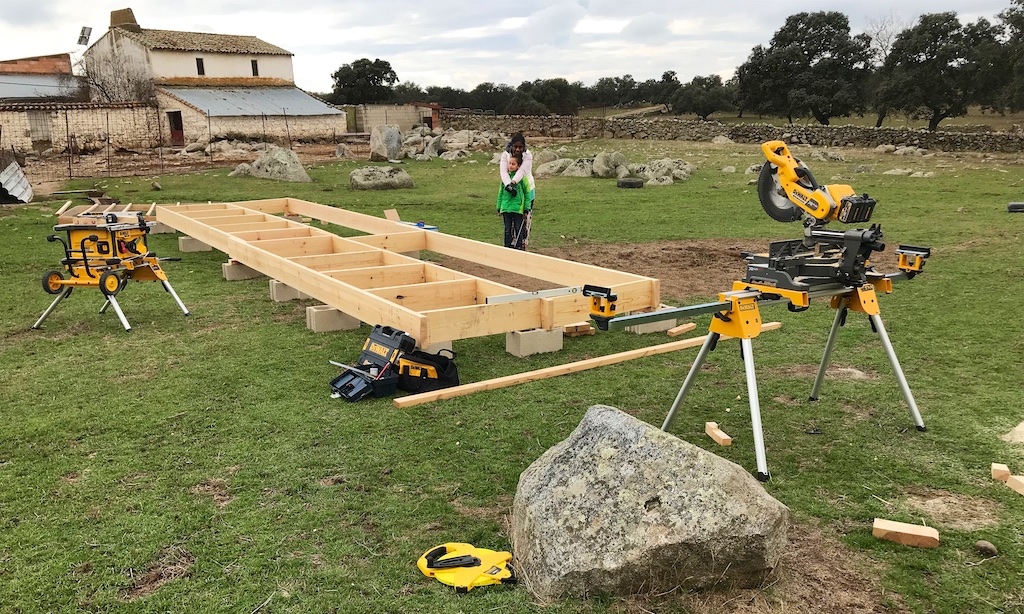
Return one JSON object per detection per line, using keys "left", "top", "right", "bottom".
{"left": 84, "top": 8, "right": 345, "bottom": 146}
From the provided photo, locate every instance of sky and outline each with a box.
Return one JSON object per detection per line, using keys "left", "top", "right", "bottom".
{"left": 0, "top": 1, "right": 1013, "bottom": 94}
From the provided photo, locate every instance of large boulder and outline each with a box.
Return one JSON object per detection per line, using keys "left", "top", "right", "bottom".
{"left": 369, "top": 124, "right": 403, "bottom": 161}
{"left": 593, "top": 151, "right": 627, "bottom": 178}
{"left": 631, "top": 159, "right": 694, "bottom": 181}
{"left": 533, "top": 149, "right": 560, "bottom": 165}
{"left": 227, "top": 146, "right": 311, "bottom": 182}
{"left": 535, "top": 158, "right": 573, "bottom": 178}
{"left": 349, "top": 166, "right": 415, "bottom": 190}
{"left": 424, "top": 135, "right": 444, "bottom": 158}
{"left": 512, "top": 405, "right": 790, "bottom": 603}
{"left": 561, "top": 158, "right": 595, "bottom": 178}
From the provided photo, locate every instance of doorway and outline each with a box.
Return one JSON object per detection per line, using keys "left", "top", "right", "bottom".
{"left": 166, "top": 111, "right": 184, "bottom": 146}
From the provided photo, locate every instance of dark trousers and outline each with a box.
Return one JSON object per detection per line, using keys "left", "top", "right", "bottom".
{"left": 502, "top": 212, "right": 527, "bottom": 250}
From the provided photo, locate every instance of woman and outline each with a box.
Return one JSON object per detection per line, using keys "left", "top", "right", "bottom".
{"left": 498, "top": 133, "right": 535, "bottom": 250}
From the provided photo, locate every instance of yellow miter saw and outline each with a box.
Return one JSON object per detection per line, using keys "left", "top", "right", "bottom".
{"left": 753, "top": 140, "right": 928, "bottom": 295}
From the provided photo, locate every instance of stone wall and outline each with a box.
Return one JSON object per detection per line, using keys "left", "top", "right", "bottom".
{"left": 349, "top": 104, "right": 433, "bottom": 132}
{"left": 444, "top": 115, "right": 1024, "bottom": 153}
{"left": 0, "top": 103, "right": 160, "bottom": 152}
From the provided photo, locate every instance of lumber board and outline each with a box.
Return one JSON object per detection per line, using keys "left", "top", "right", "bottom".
{"left": 185, "top": 208, "right": 245, "bottom": 219}
{"left": 55, "top": 201, "right": 73, "bottom": 216}
{"left": 215, "top": 220, "right": 292, "bottom": 232}
{"left": 230, "top": 227, "right": 314, "bottom": 242}
{"left": 705, "top": 422, "right": 733, "bottom": 446}
{"left": 1008, "top": 475, "right": 1024, "bottom": 496}
{"left": 284, "top": 198, "right": 408, "bottom": 235}
{"left": 383, "top": 208, "right": 402, "bottom": 221}
{"left": 201, "top": 214, "right": 275, "bottom": 227}
{"left": 872, "top": 518, "right": 940, "bottom": 548}
{"left": 347, "top": 232, "right": 429, "bottom": 253}
{"left": 229, "top": 198, "right": 289, "bottom": 213}
{"left": 290, "top": 251, "right": 384, "bottom": 271}
{"left": 420, "top": 302, "right": 545, "bottom": 346}
{"left": 991, "top": 463, "right": 1011, "bottom": 482}
{"left": 368, "top": 279, "right": 479, "bottom": 311}
{"left": 393, "top": 322, "right": 782, "bottom": 408}
{"left": 667, "top": 322, "right": 698, "bottom": 337}
{"left": 248, "top": 235, "right": 336, "bottom": 257}
{"left": 325, "top": 263, "right": 427, "bottom": 288}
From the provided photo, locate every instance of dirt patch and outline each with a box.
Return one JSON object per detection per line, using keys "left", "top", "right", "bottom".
{"left": 122, "top": 545, "right": 194, "bottom": 601}
{"left": 190, "top": 478, "right": 233, "bottom": 508}
{"left": 451, "top": 495, "right": 512, "bottom": 521}
{"left": 903, "top": 486, "right": 1000, "bottom": 530}
{"left": 766, "top": 364, "right": 879, "bottom": 381}
{"left": 319, "top": 475, "right": 347, "bottom": 486}
{"left": 614, "top": 521, "right": 905, "bottom": 613}
{"left": 1001, "top": 421, "right": 1024, "bottom": 444}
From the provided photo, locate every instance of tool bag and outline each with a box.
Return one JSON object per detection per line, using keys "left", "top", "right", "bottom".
{"left": 397, "top": 348, "right": 459, "bottom": 393}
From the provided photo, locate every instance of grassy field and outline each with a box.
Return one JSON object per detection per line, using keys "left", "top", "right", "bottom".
{"left": 1, "top": 141, "right": 1023, "bottom": 612}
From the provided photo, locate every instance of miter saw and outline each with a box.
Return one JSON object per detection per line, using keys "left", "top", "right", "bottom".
{"left": 586, "top": 141, "right": 932, "bottom": 481}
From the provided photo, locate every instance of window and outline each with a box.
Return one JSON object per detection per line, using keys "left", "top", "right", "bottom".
{"left": 251, "top": 59, "right": 259, "bottom": 77}
{"left": 196, "top": 58, "right": 205, "bottom": 75}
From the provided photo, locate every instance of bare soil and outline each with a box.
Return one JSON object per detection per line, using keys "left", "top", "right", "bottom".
{"left": 903, "top": 486, "right": 1001, "bottom": 531}
{"left": 122, "top": 545, "right": 194, "bottom": 601}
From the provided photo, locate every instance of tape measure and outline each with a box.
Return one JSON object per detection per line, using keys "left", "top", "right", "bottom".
{"left": 417, "top": 542, "right": 516, "bottom": 593}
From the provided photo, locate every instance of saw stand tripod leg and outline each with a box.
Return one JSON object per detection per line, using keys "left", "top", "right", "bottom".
{"left": 663, "top": 331, "right": 771, "bottom": 482}
{"left": 99, "top": 296, "right": 132, "bottom": 332}
{"left": 808, "top": 298, "right": 926, "bottom": 432}
{"left": 32, "top": 287, "right": 73, "bottom": 330}
{"left": 162, "top": 280, "right": 191, "bottom": 316}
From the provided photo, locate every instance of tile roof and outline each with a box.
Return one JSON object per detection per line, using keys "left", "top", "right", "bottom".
{"left": 117, "top": 28, "right": 292, "bottom": 56}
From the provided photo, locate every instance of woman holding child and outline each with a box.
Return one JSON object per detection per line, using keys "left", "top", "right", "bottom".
{"left": 497, "top": 133, "right": 535, "bottom": 250}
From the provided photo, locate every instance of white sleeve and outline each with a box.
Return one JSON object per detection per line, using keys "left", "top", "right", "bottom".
{"left": 512, "top": 150, "right": 532, "bottom": 184}
{"left": 499, "top": 151, "right": 512, "bottom": 185}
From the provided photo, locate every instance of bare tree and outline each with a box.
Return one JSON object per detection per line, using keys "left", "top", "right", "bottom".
{"left": 73, "top": 52, "right": 155, "bottom": 103}
{"left": 865, "top": 10, "right": 912, "bottom": 65}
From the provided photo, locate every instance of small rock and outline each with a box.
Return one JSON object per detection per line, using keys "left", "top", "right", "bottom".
{"left": 151, "top": 181, "right": 162, "bottom": 191}
{"left": 975, "top": 540, "right": 998, "bottom": 557}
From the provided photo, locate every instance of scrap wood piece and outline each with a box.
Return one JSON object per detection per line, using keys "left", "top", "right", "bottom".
{"left": 384, "top": 208, "right": 402, "bottom": 222}
{"left": 1008, "top": 475, "right": 1024, "bottom": 496}
{"left": 393, "top": 322, "right": 782, "bottom": 409}
{"left": 872, "top": 518, "right": 940, "bottom": 548}
{"left": 667, "top": 322, "right": 697, "bottom": 337}
{"left": 705, "top": 422, "right": 733, "bottom": 446}
{"left": 55, "top": 200, "right": 73, "bottom": 216}
{"left": 564, "top": 322, "right": 596, "bottom": 337}
{"left": 991, "top": 463, "right": 1011, "bottom": 482}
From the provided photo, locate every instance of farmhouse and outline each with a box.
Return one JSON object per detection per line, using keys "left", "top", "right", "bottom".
{"left": 82, "top": 8, "right": 345, "bottom": 146}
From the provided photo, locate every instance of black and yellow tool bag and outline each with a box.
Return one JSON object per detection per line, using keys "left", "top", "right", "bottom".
{"left": 397, "top": 348, "right": 459, "bottom": 393}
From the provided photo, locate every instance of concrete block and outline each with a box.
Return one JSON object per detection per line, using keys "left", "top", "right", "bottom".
{"left": 270, "top": 279, "right": 310, "bottom": 302}
{"left": 506, "top": 327, "right": 563, "bottom": 358}
{"left": 625, "top": 318, "right": 677, "bottom": 335}
{"left": 221, "top": 260, "right": 263, "bottom": 281}
{"left": 418, "top": 340, "right": 453, "bottom": 354}
{"left": 306, "top": 305, "right": 360, "bottom": 332}
{"left": 148, "top": 221, "right": 175, "bottom": 234}
{"left": 178, "top": 236, "right": 212, "bottom": 252}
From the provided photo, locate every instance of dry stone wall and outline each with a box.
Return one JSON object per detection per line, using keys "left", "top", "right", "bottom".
{"left": 444, "top": 115, "right": 1024, "bottom": 152}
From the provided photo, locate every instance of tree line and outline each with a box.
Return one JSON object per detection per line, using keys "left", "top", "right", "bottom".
{"left": 325, "top": 2, "right": 1024, "bottom": 131}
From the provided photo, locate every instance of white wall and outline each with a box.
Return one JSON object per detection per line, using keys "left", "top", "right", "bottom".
{"left": 150, "top": 51, "right": 294, "bottom": 83}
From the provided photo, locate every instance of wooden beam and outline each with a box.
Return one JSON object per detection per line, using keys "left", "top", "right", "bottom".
{"left": 248, "top": 235, "right": 336, "bottom": 257}
{"left": 667, "top": 323, "right": 698, "bottom": 337}
{"left": 284, "top": 198, "right": 408, "bottom": 235}
{"left": 393, "top": 322, "right": 782, "bottom": 408}
{"left": 215, "top": 220, "right": 292, "bottom": 232}
{"left": 384, "top": 208, "right": 401, "bottom": 221}
{"left": 1008, "top": 475, "right": 1024, "bottom": 496}
{"left": 705, "top": 422, "right": 733, "bottom": 446}
{"left": 184, "top": 208, "right": 243, "bottom": 219}
{"left": 348, "top": 232, "right": 428, "bottom": 253}
{"left": 420, "top": 301, "right": 545, "bottom": 346}
{"left": 369, "top": 279, "right": 479, "bottom": 311}
{"left": 326, "top": 263, "right": 427, "bottom": 288}
{"left": 201, "top": 214, "right": 274, "bottom": 227}
{"left": 992, "top": 463, "right": 1011, "bottom": 482}
{"left": 55, "top": 201, "right": 73, "bottom": 216}
{"left": 291, "top": 251, "right": 385, "bottom": 271}
{"left": 872, "top": 518, "right": 940, "bottom": 548}
{"left": 230, "top": 227, "right": 314, "bottom": 242}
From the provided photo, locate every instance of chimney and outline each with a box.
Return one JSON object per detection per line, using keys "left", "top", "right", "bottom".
{"left": 110, "top": 8, "right": 142, "bottom": 33}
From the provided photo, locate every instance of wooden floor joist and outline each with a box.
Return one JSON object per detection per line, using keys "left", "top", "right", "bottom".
{"left": 155, "top": 199, "right": 662, "bottom": 345}
{"left": 392, "top": 322, "right": 781, "bottom": 409}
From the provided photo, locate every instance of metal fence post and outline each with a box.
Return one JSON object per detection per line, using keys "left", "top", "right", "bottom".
{"left": 106, "top": 111, "right": 111, "bottom": 177}
{"left": 65, "top": 110, "right": 71, "bottom": 180}
{"left": 283, "top": 108, "right": 292, "bottom": 149}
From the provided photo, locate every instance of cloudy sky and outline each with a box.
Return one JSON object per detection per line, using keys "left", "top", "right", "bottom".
{"left": 1, "top": 1, "right": 1012, "bottom": 94}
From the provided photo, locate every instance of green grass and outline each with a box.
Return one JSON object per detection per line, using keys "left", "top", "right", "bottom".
{"left": 2, "top": 141, "right": 1023, "bottom": 612}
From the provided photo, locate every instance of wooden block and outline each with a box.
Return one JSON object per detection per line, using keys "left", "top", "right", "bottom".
{"left": 991, "top": 463, "right": 1011, "bottom": 482}
{"left": 705, "top": 422, "right": 732, "bottom": 446}
{"left": 667, "top": 322, "right": 697, "bottom": 337}
{"left": 872, "top": 518, "right": 939, "bottom": 548}
{"left": 1007, "top": 475, "right": 1024, "bottom": 496}
{"left": 384, "top": 208, "right": 402, "bottom": 222}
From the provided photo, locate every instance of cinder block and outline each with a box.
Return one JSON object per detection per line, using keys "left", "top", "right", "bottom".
{"left": 506, "top": 327, "right": 563, "bottom": 358}
{"left": 178, "top": 236, "right": 212, "bottom": 252}
{"left": 148, "top": 221, "right": 175, "bottom": 234}
{"left": 418, "top": 340, "right": 453, "bottom": 354}
{"left": 221, "top": 260, "right": 263, "bottom": 281}
{"left": 626, "top": 317, "right": 677, "bottom": 335}
{"left": 269, "top": 279, "right": 310, "bottom": 302}
{"left": 305, "top": 305, "right": 360, "bottom": 332}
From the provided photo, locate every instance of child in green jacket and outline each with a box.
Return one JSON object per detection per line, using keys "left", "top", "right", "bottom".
{"left": 496, "top": 153, "right": 531, "bottom": 249}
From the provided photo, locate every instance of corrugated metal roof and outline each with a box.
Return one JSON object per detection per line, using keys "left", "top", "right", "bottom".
{"left": 160, "top": 87, "right": 343, "bottom": 117}
{"left": 0, "top": 74, "right": 73, "bottom": 100}
{"left": 118, "top": 28, "right": 292, "bottom": 55}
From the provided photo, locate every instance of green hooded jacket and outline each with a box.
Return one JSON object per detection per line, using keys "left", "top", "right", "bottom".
{"left": 496, "top": 181, "right": 529, "bottom": 214}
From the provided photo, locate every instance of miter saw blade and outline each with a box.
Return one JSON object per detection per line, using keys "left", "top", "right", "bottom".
{"left": 756, "top": 163, "right": 804, "bottom": 223}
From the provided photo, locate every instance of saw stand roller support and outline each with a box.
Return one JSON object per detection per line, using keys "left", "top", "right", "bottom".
{"left": 658, "top": 283, "right": 925, "bottom": 482}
